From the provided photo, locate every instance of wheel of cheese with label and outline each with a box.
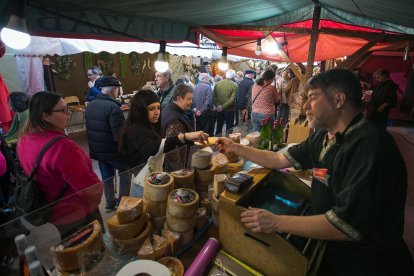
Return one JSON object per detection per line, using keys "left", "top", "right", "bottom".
{"left": 143, "top": 195, "right": 167, "bottom": 217}
{"left": 116, "top": 196, "right": 143, "bottom": 224}
{"left": 110, "top": 221, "right": 152, "bottom": 256}
{"left": 107, "top": 207, "right": 148, "bottom": 240}
{"left": 167, "top": 189, "right": 199, "bottom": 219}
{"left": 144, "top": 172, "right": 174, "bottom": 201}
{"left": 50, "top": 220, "right": 104, "bottom": 272}
{"left": 165, "top": 210, "right": 196, "bottom": 232}
{"left": 170, "top": 168, "right": 195, "bottom": 189}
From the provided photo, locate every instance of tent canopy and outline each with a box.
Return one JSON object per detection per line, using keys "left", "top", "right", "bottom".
{"left": 1, "top": 0, "right": 414, "bottom": 62}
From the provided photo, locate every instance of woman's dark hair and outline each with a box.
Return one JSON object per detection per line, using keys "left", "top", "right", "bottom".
{"left": 256, "top": 69, "right": 276, "bottom": 86}
{"left": 20, "top": 91, "right": 62, "bottom": 136}
{"left": 8, "top": 92, "right": 29, "bottom": 112}
{"left": 118, "top": 90, "right": 162, "bottom": 153}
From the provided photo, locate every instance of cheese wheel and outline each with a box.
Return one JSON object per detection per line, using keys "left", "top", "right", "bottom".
{"left": 144, "top": 172, "right": 174, "bottom": 201}
{"left": 110, "top": 221, "right": 151, "bottom": 256}
{"left": 170, "top": 168, "right": 195, "bottom": 190}
{"left": 137, "top": 239, "right": 154, "bottom": 260}
{"left": 165, "top": 211, "right": 196, "bottom": 232}
{"left": 191, "top": 150, "right": 212, "bottom": 169}
{"left": 211, "top": 194, "right": 219, "bottom": 214}
{"left": 163, "top": 223, "right": 194, "bottom": 246}
{"left": 161, "top": 229, "right": 181, "bottom": 256}
{"left": 107, "top": 207, "right": 148, "bottom": 240}
{"left": 116, "top": 196, "right": 143, "bottom": 224}
{"left": 153, "top": 234, "right": 170, "bottom": 259}
{"left": 157, "top": 257, "right": 184, "bottom": 276}
{"left": 196, "top": 207, "right": 207, "bottom": 231}
{"left": 167, "top": 189, "right": 199, "bottom": 219}
{"left": 195, "top": 165, "right": 216, "bottom": 189}
{"left": 213, "top": 174, "right": 227, "bottom": 198}
{"left": 143, "top": 195, "right": 167, "bottom": 217}
{"left": 150, "top": 215, "right": 166, "bottom": 231}
{"left": 50, "top": 220, "right": 104, "bottom": 272}
{"left": 56, "top": 248, "right": 109, "bottom": 276}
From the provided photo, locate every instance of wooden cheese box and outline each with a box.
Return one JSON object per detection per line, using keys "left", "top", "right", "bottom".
{"left": 219, "top": 170, "right": 324, "bottom": 276}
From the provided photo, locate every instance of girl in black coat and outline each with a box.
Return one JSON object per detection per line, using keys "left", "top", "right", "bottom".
{"left": 118, "top": 90, "right": 208, "bottom": 169}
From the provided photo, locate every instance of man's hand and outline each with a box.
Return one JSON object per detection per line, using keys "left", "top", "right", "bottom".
{"left": 241, "top": 207, "right": 277, "bottom": 234}
{"left": 193, "top": 108, "right": 202, "bottom": 117}
{"left": 216, "top": 137, "right": 238, "bottom": 155}
{"left": 242, "top": 109, "right": 248, "bottom": 121}
{"left": 216, "top": 105, "right": 223, "bottom": 112}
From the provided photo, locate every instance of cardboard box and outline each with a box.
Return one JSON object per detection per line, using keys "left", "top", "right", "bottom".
{"left": 219, "top": 170, "right": 324, "bottom": 276}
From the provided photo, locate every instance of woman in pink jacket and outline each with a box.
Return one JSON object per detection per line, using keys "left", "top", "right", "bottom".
{"left": 17, "top": 91, "right": 104, "bottom": 239}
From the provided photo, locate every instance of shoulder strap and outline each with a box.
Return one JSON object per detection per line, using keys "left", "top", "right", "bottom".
{"left": 29, "top": 136, "right": 66, "bottom": 180}
{"left": 252, "top": 84, "right": 269, "bottom": 104}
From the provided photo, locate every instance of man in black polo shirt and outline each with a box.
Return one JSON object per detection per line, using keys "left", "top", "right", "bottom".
{"left": 217, "top": 69, "right": 413, "bottom": 275}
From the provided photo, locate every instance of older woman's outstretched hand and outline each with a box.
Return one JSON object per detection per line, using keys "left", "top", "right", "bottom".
{"left": 185, "top": 131, "right": 209, "bottom": 142}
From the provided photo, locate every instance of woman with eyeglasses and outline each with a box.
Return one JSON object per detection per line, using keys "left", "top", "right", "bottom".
{"left": 17, "top": 91, "right": 104, "bottom": 239}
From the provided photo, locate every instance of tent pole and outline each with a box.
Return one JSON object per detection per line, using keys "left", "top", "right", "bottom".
{"left": 305, "top": 3, "right": 321, "bottom": 80}
{"left": 336, "top": 33, "right": 387, "bottom": 69}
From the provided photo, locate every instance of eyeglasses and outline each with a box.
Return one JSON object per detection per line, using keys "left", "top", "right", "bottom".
{"left": 51, "top": 106, "right": 71, "bottom": 115}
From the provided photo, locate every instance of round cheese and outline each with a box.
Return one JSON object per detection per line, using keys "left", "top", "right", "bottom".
{"left": 116, "top": 196, "right": 143, "bottom": 224}
{"left": 165, "top": 211, "right": 196, "bottom": 232}
{"left": 110, "top": 221, "right": 151, "bottom": 256}
{"left": 143, "top": 195, "right": 167, "bottom": 217}
{"left": 50, "top": 220, "right": 104, "bottom": 272}
{"left": 144, "top": 172, "right": 174, "bottom": 201}
{"left": 107, "top": 207, "right": 148, "bottom": 240}
{"left": 167, "top": 189, "right": 199, "bottom": 219}
{"left": 170, "top": 168, "right": 195, "bottom": 190}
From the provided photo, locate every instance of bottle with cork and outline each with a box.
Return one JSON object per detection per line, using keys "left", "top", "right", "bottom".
{"left": 14, "top": 234, "right": 30, "bottom": 276}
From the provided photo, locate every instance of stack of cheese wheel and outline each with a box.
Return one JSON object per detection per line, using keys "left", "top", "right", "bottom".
{"left": 192, "top": 150, "right": 215, "bottom": 199}
{"left": 50, "top": 220, "right": 105, "bottom": 274}
{"left": 107, "top": 196, "right": 151, "bottom": 256}
{"left": 170, "top": 168, "right": 195, "bottom": 190}
{"left": 165, "top": 188, "right": 199, "bottom": 247}
{"left": 210, "top": 174, "right": 226, "bottom": 227}
{"left": 144, "top": 172, "right": 174, "bottom": 234}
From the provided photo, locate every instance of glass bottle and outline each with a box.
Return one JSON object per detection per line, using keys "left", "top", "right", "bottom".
{"left": 25, "top": 246, "right": 49, "bottom": 275}
{"left": 272, "top": 120, "right": 278, "bottom": 151}
{"left": 28, "top": 260, "right": 45, "bottom": 276}
{"left": 277, "top": 118, "right": 284, "bottom": 147}
{"left": 259, "top": 119, "right": 266, "bottom": 149}
{"left": 14, "top": 234, "right": 30, "bottom": 276}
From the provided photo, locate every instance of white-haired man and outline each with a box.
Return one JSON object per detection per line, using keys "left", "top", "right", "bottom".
{"left": 193, "top": 73, "right": 214, "bottom": 135}
{"left": 213, "top": 70, "right": 238, "bottom": 135}
{"left": 85, "top": 76, "right": 131, "bottom": 213}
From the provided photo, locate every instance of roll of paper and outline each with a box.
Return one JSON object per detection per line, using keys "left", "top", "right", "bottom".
{"left": 184, "top": 237, "right": 219, "bottom": 276}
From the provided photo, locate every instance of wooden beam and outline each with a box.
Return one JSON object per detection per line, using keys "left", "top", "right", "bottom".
{"left": 208, "top": 25, "right": 310, "bottom": 34}
{"left": 336, "top": 33, "right": 387, "bottom": 69}
{"left": 305, "top": 3, "right": 321, "bottom": 80}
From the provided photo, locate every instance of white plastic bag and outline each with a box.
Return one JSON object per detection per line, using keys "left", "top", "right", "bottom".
{"left": 131, "top": 139, "right": 166, "bottom": 195}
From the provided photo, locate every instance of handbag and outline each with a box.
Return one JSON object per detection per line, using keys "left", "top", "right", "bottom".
{"left": 15, "top": 136, "right": 70, "bottom": 226}
{"left": 131, "top": 139, "right": 166, "bottom": 197}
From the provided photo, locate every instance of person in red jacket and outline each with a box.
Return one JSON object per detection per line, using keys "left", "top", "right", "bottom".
{"left": 17, "top": 91, "right": 104, "bottom": 239}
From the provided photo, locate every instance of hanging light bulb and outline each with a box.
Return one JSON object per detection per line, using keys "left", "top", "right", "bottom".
{"left": 218, "top": 46, "right": 229, "bottom": 71}
{"left": 255, "top": 38, "right": 262, "bottom": 56}
{"left": 154, "top": 40, "right": 169, "bottom": 73}
{"left": 264, "top": 35, "right": 279, "bottom": 55}
{"left": 1, "top": 15, "right": 31, "bottom": 50}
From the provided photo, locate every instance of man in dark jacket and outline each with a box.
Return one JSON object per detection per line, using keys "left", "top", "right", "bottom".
{"left": 368, "top": 68, "right": 398, "bottom": 128}
{"left": 156, "top": 69, "right": 175, "bottom": 109}
{"left": 85, "top": 76, "right": 130, "bottom": 212}
{"left": 235, "top": 69, "right": 255, "bottom": 126}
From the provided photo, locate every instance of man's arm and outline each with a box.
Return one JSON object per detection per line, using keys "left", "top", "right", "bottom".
{"left": 217, "top": 137, "right": 291, "bottom": 170}
{"left": 241, "top": 208, "right": 351, "bottom": 241}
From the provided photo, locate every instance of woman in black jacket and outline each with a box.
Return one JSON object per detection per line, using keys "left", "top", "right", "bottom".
{"left": 118, "top": 90, "right": 208, "bottom": 169}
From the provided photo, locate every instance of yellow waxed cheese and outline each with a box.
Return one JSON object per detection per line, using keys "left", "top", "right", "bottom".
{"left": 153, "top": 234, "right": 170, "bottom": 259}
{"left": 116, "top": 196, "right": 143, "bottom": 224}
{"left": 137, "top": 238, "right": 154, "bottom": 260}
{"left": 107, "top": 207, "right": 148, "bottom": 240}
